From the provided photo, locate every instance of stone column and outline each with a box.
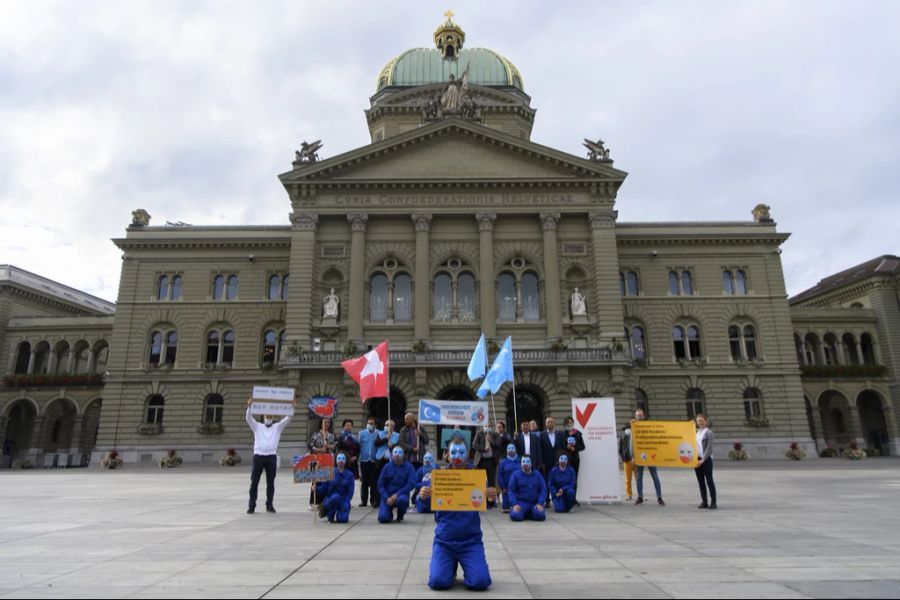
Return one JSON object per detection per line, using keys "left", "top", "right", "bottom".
{"left": 540, "top": 212, "right": 562, "bottom": 340}
{"left": 347, "top": 214, "right": 369, "bottom": 343}
{"left": 66, "top": 350, "right": 76, "bottom": 374}
{"left": 412, "top": 214, "right": 432, "bottom": 342}
{"left": 26, "top": 350, "right": 35, "bottom": 374}
{"left": 588, "top": 211, "right": 626, "bottom": 342}
{"left": 286, "top": 213, "right": 319, "bottom": 350}
{"left": 476, "top": 214, "right": 497, "bottom": 338}
{"left": 69, "top": 415, "right": 85, "bottom": 454}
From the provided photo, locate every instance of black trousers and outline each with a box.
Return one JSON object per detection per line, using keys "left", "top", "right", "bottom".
{"left": 249, "top": 454, "right": 277, "bottom": 508}
{"left": 360, "top": 461, "right": 380, "bottom": 506}
{"left": 480, "top": 457, "right": 497, "bottom": 488}
{"left": 695, "top": 458, "right": 717, "bottom": 505}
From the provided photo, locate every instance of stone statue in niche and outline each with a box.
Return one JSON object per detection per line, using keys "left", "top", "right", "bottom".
{"left": 571, "top": 287, "right": 587, "bottom": 317}
{"left": 323, "top": 288, "right": 339, "bottom": 318}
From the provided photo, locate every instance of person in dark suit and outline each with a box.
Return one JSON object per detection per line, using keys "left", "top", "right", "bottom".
{"left": 514, "top": 421, "right": 543, "bottom": 475}
{"left": 539, "top": 417, "right": 567, "bottom": 505}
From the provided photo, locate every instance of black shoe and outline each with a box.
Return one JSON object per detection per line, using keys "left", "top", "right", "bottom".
{"left": 657, "top": 498, "right": 666, "bottom": 506}
{"left": 358, "top": 502, "right": 368, "bottom": 507}
{"left": 397, "top": 516, "right": 404, "bottom": 522}
{"left": 317, "top": 504, "right": 327, "bottom": 518}
{"left": 266, "top": 506, "right": 276, "bottom": 513}
{"left": 698, "top": 503, "right": 709, "bottom": 509}
{"left": 247, "top": 507, "right": 255, "bottom": 514}
{"left": 709, "top": 503, "right": 717, "bottom": 510}
{"left": 635, "top": 497, "right": 644, "bottom": 505}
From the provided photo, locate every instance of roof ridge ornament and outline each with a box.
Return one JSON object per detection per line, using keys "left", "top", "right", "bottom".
{"left": 293, "top": 140, "right": 323, "bottom": 166}
{"left": 584, "top": 138, "right": 612, "bottom": 162}
{"left": 434, "top": 11, "right": 465, "bottom": 59}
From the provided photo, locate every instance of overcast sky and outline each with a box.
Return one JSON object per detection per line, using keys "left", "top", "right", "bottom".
{"left": 2, "top": 1, "right": 898, "bottom": 303}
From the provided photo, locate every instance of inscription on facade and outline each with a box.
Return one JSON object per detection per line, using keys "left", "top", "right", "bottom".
{"left": 333, "top": 193, "right": 577, "bottom": 207}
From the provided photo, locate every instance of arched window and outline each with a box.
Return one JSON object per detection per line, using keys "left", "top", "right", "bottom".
{"left": 165, "top": 331, "right": 177, "bottom": 365}
{"left": 625, "top": 271, "right": 640, "bottom": 296}
{"left": 522, "top": 271, "right": 540, "bottom": 321}
{"left": 729, "top": 326, "right": 742, "bottom": 360}
{"left": 393, "top": 273, "right": 412, "bottom": 321}
{"left": 149, "top": 332, "right": 163, "bottom": 366}
{"left": 262, "top": 329, "right": 277, "bottom": 364}
{"left": 794, "top": 333, "right": 805, "bottom": 366}
{"left": 14, "top": 341, "right": 31, "bottom": 374}
{"left": 842, "top": 333, "right": 859, "bottom": 365}
{"left": 157, "top": 275, "right": 169, "bottom": 301}
{"left": 222, "top": 331, "right": 235, "bottom": 365}
{"left": 370, "top": 274, "right": 388, "bottom": 322}
{"left": 861, "top": 333, "right": 876, "bottom": 365}
{"left": 498, "top": 273, "right": 516, "bottom": 321}
{"left": 672, "top": 326, "right": 686, "bottom": 359}
{"left": 278, "top": 330, "right": 286, "bottom": 361}
{"left": 619, "top": 272, "right": 626, "bottom": 297}
{"left": 433, "top": 273, "right": 452, "bottom": 321}
{"left": 628, "top": 325, "right": 647, "bottom": 361}
{"left": 212, "top": 275, "right": 225, "bottom": 300}
{"left": 226, "top": 275, "right": 239, "bottom": 300}
{"left": 458, "top": 272, "right": 476, "bottom": 322}
{"left": 743, "top": 388, "right": 763, "bottom": 420}
{"left": 681, "top": 271, "right": 694, "bottom": 295}
{"left": 281, "top": 275, "right": 289, "bottom": 299}
{"left": 146, "top": 395, "right": 165, "bottom": 425}
{"left": 686, "top": 388, "right": 705, "bottom": 420}
{"left": 668, "top": 271, "right": 679, "bottom": 295}
{"left": 804, "top": 333, "right": 821, "bottom": 366}
{"left": 635, "top": 388, "right": 649, "bottom": 417}
{"left": 823, "top": 333, "right": 839, "bottom": 365}
{"left": 268, "top": 275, "right": 281, "bottom": 300}
{"left": 688, "top": 325, "right": 702, "bottom": 358}
{"left": 744, "top": 325, "right": 758, "bottom": 360}
{"left": 735, "top": 270, "right": 748, "bottom": 295}
{"left": 206, "top": 331, "right": 220, "bottom": 364}
{"left": 204, "top": 394, "right": 224, "bottom": 425}
{"left": 723, "top": 270, "right": 735, "bottom": 295}
{"left": 171, "top": 275, "right": 183, "bottom": 300}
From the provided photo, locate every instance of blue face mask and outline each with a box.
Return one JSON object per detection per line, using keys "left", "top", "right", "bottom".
{"left": 423, "top": 453, "right": 434, "bottom": 467}
{"left": 559, "top": 456, "right": 569, "bottom": 468}
{"left": 507, "top": 444, "right": 517, "bottom": 458}
{"left": 449, "top": 443, "right": 467, "bottom": 467}
{"left": 392, "top": 447, "right": 405, "bottom": 464}
{"left": 336, "top": 454, "right": 347, "bottom": 469}
{"left": 521, "top": 457, "right": 532, "bottom": 472}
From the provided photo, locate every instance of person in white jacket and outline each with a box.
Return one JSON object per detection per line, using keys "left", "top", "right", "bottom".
{"left": 246, "top": 398, "right": 296, "bottom": 514}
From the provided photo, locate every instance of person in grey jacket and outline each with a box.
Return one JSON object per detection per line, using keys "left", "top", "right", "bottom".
{"left": 694, "top": 413, "right": 717, "bottom": 509}
{"left": 399, "top": 413, "right": 429, "bottom": 471}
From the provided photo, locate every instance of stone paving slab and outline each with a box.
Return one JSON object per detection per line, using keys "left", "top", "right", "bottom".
{"left": 1, "top": 460, "right": 899, "bottom": 598}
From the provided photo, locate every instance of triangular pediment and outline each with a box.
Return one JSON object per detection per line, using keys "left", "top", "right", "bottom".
{"left": 279, "top": 119, "right": 627, "bottom": 185}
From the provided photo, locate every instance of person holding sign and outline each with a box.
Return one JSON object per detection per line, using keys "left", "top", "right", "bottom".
{"left": 497, "top": 444, "right": 520, "bottom": 513}
{"left": 633, "top": 409, "right": 665, "bottom": 506}
{"left": 507, "top": 456, "right": 547, "bottom": 522}
{"left": 245, "top": 397, "right": 296, "bottom": 514}
{"left": 694, "top": 414, "right": 717, "bottom": 509}
{"left": 548, "top": 455, "right": 577, "bottom": 513}
{"left": 377, "top": 447, "right": 417, "bottom": 523}
{"left": 320, "top": 453, "right": 355, "bottom": 523}
{"left": 415, "top": 453, "right": 437, "bottom": 513}
{"left": 421, "top": 442, "right": 492, "bottom": 591}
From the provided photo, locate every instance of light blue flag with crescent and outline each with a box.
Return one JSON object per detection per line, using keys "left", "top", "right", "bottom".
{"left": 477, "top": 336, "right": 513, "bottom": 398}
{"left": 467, "top": 333, "right": 488, "bottom": 382}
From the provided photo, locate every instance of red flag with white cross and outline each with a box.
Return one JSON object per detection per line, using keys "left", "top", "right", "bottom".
{"left": 341, "top": 341, "right": 389, "bottom": 403}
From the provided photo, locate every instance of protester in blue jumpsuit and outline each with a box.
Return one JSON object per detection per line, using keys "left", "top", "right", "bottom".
{"left": 497, "top": 444, "right": 521, "bottom": 513}
{"left": 508, "top": 456, "right": 547, "bottom": 522}
{"left": 422, "top": 442, "right": 492, "bottom": 591}
{"left": 548, "top": 454, "right": 577, "bottom": 513}
{"left": 320, "top": 453, "right": 355, "bottom": 523}
{"left": 415, "top": 452, "right": 436, "bottom": 514}
{"left": 377, "top": 447, "right": 417, "bottom": 523}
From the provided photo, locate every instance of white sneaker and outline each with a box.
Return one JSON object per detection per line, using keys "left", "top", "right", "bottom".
{"left": 307, "top": 505, "right": 314, "bottom": 511}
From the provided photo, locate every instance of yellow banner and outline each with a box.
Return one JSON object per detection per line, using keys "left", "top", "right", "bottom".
{"left": 430, "top": 469, "right": 487, "bottom": 512}
{"left": 632, "top": 421, "right": 698, "bottom": 468}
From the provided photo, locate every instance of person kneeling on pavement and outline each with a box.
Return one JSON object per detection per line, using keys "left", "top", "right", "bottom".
{"left": 548, "top": 454, "right": 577, "bottom": 513}
{"left": 423, "top": 442, "right": 492, "bottom": 591}
{"left": 507, "top": 456, "right": 547, "bottom": 522}
{"left": 318, "top": 453, "right": 354, "bottom": 523}
{"left": 415, "top": 452, "right": 436, "bottom": 514}
{"left": 377, "top": 447, "right": 417, "bottom": 523}
{"left": 497, "top": 444, "right": 520, "bottom": 513}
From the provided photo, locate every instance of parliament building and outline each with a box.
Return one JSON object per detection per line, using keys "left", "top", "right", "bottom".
{"left": 2, "top": 16, "right": 897, "bottom": 467}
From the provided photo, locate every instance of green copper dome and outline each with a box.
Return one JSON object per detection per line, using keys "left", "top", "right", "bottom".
{"left": 377, "top": 48, "right": 524, "bottom": 93}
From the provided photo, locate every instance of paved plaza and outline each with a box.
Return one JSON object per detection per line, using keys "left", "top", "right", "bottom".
{"left": 1, "top": 460, "right": 899, "bottom": 598}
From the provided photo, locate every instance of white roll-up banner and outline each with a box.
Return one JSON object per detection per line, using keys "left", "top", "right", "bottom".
{"left": 572, "top": 397, "right": 621, "bottom": 504}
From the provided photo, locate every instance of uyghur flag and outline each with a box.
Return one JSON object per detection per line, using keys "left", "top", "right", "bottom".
{"left": 477, "top": 337, "right": 513, "bottom": 398}
{"left": 467, "top": 333, "right": 488, "bottom": 382}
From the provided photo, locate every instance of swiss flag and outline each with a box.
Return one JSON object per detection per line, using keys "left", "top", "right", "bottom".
{"left": 341, "top": 341, "right": 389, "bottom": 403}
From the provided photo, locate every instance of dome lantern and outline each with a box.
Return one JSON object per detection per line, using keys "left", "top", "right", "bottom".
{"left": 433, "top": 10, "right": 465, "bottom": 59}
